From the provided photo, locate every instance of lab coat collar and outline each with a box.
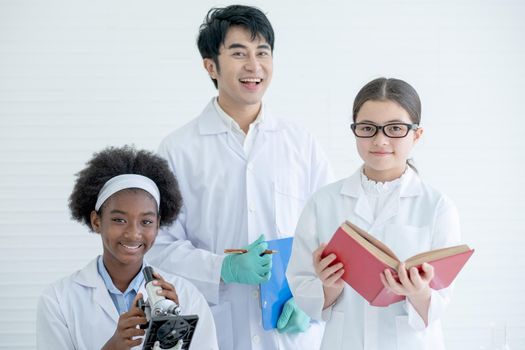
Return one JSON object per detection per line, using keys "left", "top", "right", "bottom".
{"left": 73, "top": 257, "right": 152, "bottom": 323}
{"left": 74, "top": 257, "right": 119, "bottom": 322}
{"left": 340, "top": 166, "right": 422, "bottom": 198}
{"left": 340, "top": 166, "right": 423, "bottom": 225}
{"left": 198, "top": 98, "right": 279, "bottom": 135}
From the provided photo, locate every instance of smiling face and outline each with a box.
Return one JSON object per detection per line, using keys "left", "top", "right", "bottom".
{"left": 90, "top": 189, "right": 159, "bottom": 273}
{"left": 203, "top": 25, "right": 273, "bottom": 114}
{"left": 355, "top": 100, "right": 423, "bottom": 182}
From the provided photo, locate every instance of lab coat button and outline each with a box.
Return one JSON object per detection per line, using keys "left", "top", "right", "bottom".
{"left": 252, "top": 335, "right": 260, "bottom": 344}
{"left": 252, "top": 290, "right": 259, "bottom": 298}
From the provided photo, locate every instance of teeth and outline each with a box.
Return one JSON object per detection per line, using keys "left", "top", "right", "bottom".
{"left": 121, "top": 243, "right": 142, "bottom": 249}
{"left": 240, "top": 78, "right": 261, "bottom": 83}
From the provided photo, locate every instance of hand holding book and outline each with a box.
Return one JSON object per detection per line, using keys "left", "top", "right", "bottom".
{"left": 321, "top": 221, "right": 474, "bottom": 307}
{"left": 313, "top": 243, "right": 345, "bottom": 310}
{"left": 380, "top": 261, "right": 434, "bottom": 299}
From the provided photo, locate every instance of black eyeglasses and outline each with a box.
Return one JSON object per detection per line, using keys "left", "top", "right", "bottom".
{"left": 350, "top": 122, "right": 419, "bottom": 138}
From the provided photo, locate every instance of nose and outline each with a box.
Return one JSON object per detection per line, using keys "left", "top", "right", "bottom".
{"left": 372, "top": 129, "right": 389, "bottom": 145}
{"left": 244, "top": 54, "right": 262, "bottom": 72}
{"left": 124, "top": 221, "right": 142, "bottom": 238}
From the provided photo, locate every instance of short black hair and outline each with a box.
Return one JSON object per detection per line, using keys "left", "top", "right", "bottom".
{"left": 69, "top": 145, "right": 182, "bottom": 231}
{"left": 197, "top": 5, "right": 275, "bottom": 88}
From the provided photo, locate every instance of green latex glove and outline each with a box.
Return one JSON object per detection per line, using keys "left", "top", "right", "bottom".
{"left": 221, "top": 235, "right": 272, "bottom": 285}
{"left": 277, "top": 297, "right": 311, "bottom": 333}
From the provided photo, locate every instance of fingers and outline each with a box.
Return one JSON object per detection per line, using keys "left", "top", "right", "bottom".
{"left": 251, "top": 241, "right": 269, "bottom": 255}
{"left": 319, "top": 261, "right": 343, "bottom": 281}
{"left": 314, "top": 253, "right": 339, "bottom": 277}
{"left": 312, "top": 243, "right": 327, "bottom": 265}
{"left": 323, "top": 267, "right": 345, "bottom": 287}
{"left": 383, "top": 263, "right": 434, "bottom": 297}
{"left": 277, "top": 301, "right": 292, "bottom": 329}
{"left": 397, "top": 263, "right": 415, "bottom": 290}
{"left": 246, "top": 234, "right": 265, "bottom": 250}
{"left": 120, "top": 325, "right": 146, "bottom": 339}
{"left": 152, "top": 272, "right": 179, "bottom": 304}
{"left": 383, "top": 268, "right": 401, "bottom": 292}
{"left": 126, "top": 338, "right": 144, "bottom": 348}
{"left": 130, "top": 292, "right": 143, "bottom": 311}
{"left": 421, "top": 262, "right": 434, "bottom": 281}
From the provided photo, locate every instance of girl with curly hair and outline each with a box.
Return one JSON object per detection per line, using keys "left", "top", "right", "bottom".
{"left": 36, "top": 145, "right": 218, "bottom": 350}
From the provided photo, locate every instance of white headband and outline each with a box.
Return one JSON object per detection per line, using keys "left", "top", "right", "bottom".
{"left": 95, "top": 174, "right": 161, "bottom": 211}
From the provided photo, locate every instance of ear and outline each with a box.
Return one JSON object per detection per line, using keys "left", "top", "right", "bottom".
{"left": 90, "top": 210, "right": 101, "bottom": 233}
{"left": 203, "top": 58, "right": 218, "bottom": 79}
{"left": 413, "top": 126, "right": 424, "bottom": 144}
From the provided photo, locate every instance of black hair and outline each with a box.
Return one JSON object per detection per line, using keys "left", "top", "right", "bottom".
{"left": 197, "top": 5, "right": 275, "bottom": 88}
{"left": 352, "top": 77, "right": 422, "bottom": 172}
{"left": 68, "top": 145, "right": 182, "bottom": 231}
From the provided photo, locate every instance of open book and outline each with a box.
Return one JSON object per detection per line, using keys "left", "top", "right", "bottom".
{"left": 322, "top": 221, "right": 474, "bottom": 307}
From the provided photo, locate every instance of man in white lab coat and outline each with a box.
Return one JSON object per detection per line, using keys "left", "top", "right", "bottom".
{"left": 147, "top": 5, "right": 332, "bottom": 350}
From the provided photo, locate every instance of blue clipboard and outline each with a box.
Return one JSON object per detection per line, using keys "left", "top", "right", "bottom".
{"left": 260, "top": 237, "right": 293, "bottom": 330}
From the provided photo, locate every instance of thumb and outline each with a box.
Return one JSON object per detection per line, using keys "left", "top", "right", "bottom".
{"left": 246, "top": 234, "right": 265, "bottom": 251}
{"left": 129, "top": 292, "right": 145, "bottom": 315}
{"left": 421, "top": 262, "right": 434, "bottom": 280}
{"left": 277, "top": 298, "right": 293, "bottom": 329}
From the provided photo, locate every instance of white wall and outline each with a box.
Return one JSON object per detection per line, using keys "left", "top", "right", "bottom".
{"left": 1, "top": 0, "right": 524, "bottom": 348}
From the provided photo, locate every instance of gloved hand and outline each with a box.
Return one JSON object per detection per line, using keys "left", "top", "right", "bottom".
{"left": 221, "top": 235, "right": 272, "bottom": 285}
{"left": 277, "top": 297, "right": 311, "bottom": 333}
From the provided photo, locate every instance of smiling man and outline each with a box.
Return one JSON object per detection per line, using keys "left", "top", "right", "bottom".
{"left": 147, "top": 5, "right": 332, "bottom": 350}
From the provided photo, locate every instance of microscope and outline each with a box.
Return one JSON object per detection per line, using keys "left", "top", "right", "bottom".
{"left": 138, "top": 266, "right": 199, "bottom": 350}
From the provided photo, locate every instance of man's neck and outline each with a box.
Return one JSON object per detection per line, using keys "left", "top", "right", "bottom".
{"left": 217, "top": 98, "right": 261, "bottom": 133}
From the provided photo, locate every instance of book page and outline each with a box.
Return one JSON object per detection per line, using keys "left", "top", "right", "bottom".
{"left": 344, "top": 221, "right": 400, "bottom": 261}
{"left": 404, "top": 244, "right": 471, "bottom": 269}
{"left": 342, "top": 221, "right": 400, "bottom": 268}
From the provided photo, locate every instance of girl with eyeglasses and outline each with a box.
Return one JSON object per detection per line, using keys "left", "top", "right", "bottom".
{"left": 287, "top": 78, "right": 462, "bottom": 349}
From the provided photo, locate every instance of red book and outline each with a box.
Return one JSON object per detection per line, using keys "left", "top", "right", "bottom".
{"left": 321, "top": 221, "right": 474, "bottom": 307}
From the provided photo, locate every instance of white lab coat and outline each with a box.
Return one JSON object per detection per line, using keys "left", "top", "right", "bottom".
{"left": 147, "top": 99, "right": 332, "bottom": 350}
{"left": 287, "top": 168, "right": 462, "bottom": 350}
{"left": 36, "top": 257, "right": 218, "bottom": 350}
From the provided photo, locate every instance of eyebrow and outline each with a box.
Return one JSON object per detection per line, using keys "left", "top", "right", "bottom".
{"left": 357, "top": 119, "right": 409, "bottom": 124}
{"left": 109, "top": 209, "right": 157, "bottom": 216}
{"left": 227, "top": 43, "right": 271, "bottom": 50}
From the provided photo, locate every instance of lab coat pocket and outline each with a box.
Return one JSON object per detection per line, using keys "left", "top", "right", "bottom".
{"left": 395, "top": 315, "right": 428, "bottom": 350}
{"left": 320, "top": 310, "right": 344, "bottom": 350}
{"left": 383, "top": 224, "right": 431, "bottom": 262}
{"left": 274, "top": 181, "right": 307, "bottom": 236}
{"left": 209, "top": 302, "right": 233, "bottom": 350}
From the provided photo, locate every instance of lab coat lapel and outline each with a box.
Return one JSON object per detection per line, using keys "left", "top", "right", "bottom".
{"left": 246, "top": 104, "right": 278, "bottom": 163}
{"left": 74, "top": 258, "right": 118, "bottom": 323}
{"left": 198, "top": 99, "right": 246, "bottom": 161}
{"left": 372, "top": 168, "right": 423, "bottom": 227}
{"left": 248, "top": 129, "right": 267, "bottom": 163}
{"left": 340, "top": 170, "right": 374, "bottom": 225}
{"left": 226, "top": 133, "right": 247, "bottom": 161}
{"left": 372, "top": 194, "right": 400, "bottom": 228}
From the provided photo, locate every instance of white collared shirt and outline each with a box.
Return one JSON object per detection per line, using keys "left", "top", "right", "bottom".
{"left": 213, "top": 97, "right": 263, "bottom": 156}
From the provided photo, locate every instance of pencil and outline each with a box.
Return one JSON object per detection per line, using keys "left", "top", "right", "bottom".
{"left": 224, "top": 249, "right": 279, "bottom": 255}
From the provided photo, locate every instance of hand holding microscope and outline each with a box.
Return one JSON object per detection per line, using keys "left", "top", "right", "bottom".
{"left": 137, "top": 266, "right": 199, "bottom": 350}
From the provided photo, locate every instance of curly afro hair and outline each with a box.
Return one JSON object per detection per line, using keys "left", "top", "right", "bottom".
{"left": 68, "top": 145, "right": 182, "bottom": 231}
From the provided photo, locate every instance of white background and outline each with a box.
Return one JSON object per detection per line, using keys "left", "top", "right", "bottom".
{"left": 0, "top": 0, "right": 524, "bottom": 348}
